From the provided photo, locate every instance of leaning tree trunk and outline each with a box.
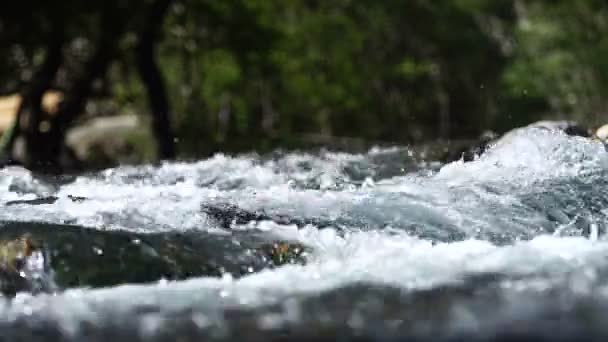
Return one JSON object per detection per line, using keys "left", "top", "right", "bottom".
{"left": 44, "top": 3, "right": 129, "bottom": 172}
{"left": 136, "top": 0, "right": 176, "bottom": 160}
{"left": 4, "top": 3, "right": 128, "bottom": 173}
{"left": 3, "top": 24, "right": 65, "bottom": 170}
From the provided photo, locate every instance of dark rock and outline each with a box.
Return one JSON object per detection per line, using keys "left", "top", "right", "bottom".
{"left": 442, "top": 130, "right": 499, "bottom": 163}
{"left": 201, "top": 203, "right": 339, "bottom": 229}
{"left": 0, "top": 221, "right": 309, "bottom": 296}
{"left": 5, "top": 195, "right": 87, "bottom": 206}
{"left": 0, "top": 234, "right": 52, "bottom": 295}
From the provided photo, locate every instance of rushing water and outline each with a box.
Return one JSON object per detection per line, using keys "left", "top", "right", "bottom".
{"left": 1, "top": 127, "right": 608, "bottom": 341}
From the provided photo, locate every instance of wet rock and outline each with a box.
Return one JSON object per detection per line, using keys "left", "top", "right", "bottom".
{"left": 0, "top": 234, "right": 53, "bottom": 295}
{"left": 201, "top": 203, "right": 338, "bottom": 229}
{"left": 5, "top": 195, "right": 86, "bottom": 206}
{"left": 442, "top": 130, "right": 499, "bottom": 163}
{"left": 444, "top": 120, "right": 593, "bottom": 163}
{"left": 490, "top": 120, "right": 593, "bottom": 151}
{"left": 524, "top": 120, "right": 592, "bottom": 137}
{"left": 0, "top": 221, "right": 309, "bottom": 296}
{"left": 259, "top": 242, "right": 307, "bottom": 267}
{"left": 201, "top": 202, "right": 469, "bottom": 243}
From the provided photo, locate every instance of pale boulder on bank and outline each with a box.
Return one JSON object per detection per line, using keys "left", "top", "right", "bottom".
{"left": 594, "top": 123, "right": 608, "bottom": 142}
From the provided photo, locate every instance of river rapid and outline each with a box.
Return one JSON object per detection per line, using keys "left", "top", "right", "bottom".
{"left": 1, "top": 127, "right": 608, "bottom": 341}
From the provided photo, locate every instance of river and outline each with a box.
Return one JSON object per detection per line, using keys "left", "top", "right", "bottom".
{"left": 0, "top": 126, "right": 607, "bottom": 341}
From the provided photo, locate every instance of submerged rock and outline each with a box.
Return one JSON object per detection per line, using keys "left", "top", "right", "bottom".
{"left": 498, "top": 120, "right": 592, "bottom": 144}
{"left": 445, "top": 120, "right": 593, "bottom": 163}
{"left": 201, "top": 203, "right": 338, "bottom": 229}
{"left": 524, "top": 120, "right": 592, "bottom": 137}
{"left": 0, "top": 221, "right": 309, "bottom": 296}
{"left": 5, "top": 195, "right": 86, "bottom": 206}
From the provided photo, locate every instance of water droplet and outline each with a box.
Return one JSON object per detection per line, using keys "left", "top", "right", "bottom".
{"left": 362, "top": 177, "right": 375, "bottom": 188}
{"left": 221, "top": 273, "right": 233, "bottom": 282}
{"left": 590, "top": 223, "right": 599, "bottom": 242}
{"left": 22, "top": 305, "right": 33, "bottom": 316}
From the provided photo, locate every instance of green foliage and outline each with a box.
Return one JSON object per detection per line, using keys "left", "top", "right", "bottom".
{"left": 502, "top": 0, "right": 608, "bottom": 127}
{"left": 152, "top": 0, "right": 518, "bottom": 154}
{"left": 2, "top": 0, "right": 608, "bottom": 161}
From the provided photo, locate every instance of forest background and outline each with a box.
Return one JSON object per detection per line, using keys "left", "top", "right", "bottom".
{"left": 1, "top": 0, "right": 606, "bottom": 170}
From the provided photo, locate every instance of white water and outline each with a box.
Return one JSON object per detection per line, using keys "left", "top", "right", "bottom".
{"left": 1, "top": 127, "right": 608, "bottom": 339}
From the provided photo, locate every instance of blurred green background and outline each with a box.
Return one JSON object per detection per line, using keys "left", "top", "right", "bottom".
{"left": 1, "top": 0, "right": 607, "bottom": 169}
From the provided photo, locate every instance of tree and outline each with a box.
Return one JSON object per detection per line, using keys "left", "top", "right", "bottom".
{"left": 0, "top": 0, "right": 176, "bottom": 172}
{"left": 501, "top": 0, "right": 608, "bottom": 128}
{"left": 136, "top": 0, "right": 175, "bottom": 160}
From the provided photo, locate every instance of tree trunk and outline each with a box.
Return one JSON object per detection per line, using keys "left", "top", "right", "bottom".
{"left": 432, "top": 70, "right": 450, "bottom": 140}
{"left": 4, "top": 23, "right": 65, "bottom": 169}
{"left": 136, "top": 0, "right": 176, "bottom": 160}
{"left": 55, "top": 6, "right": 126, "bottom": 137}
{"left": 2, "top": 4, "right": 128, "bottom": 172}
{"left": 31, "top": 3, "right": 129, "bottom": 172}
